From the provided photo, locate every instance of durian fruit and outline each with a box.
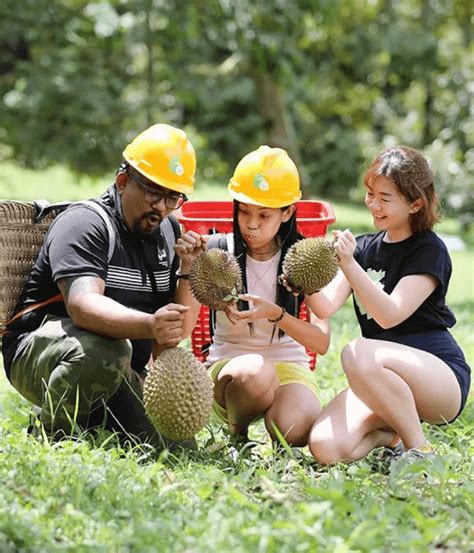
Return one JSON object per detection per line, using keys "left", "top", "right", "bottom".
{"left": 143, "top": 347, "right": 213, "bottom": 441}
{"left": 282, "top": 237, "right": 338, "bottom": 295}
{"left": 189, "top": 248, "right": 243, "bottom": 310}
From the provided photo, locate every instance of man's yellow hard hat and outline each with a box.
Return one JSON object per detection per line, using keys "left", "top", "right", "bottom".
{"left": 228, "top": 146, "right": 301, "bottom": 208}
{"left": 123, "top": 124, "right": 196, "bottom": 194}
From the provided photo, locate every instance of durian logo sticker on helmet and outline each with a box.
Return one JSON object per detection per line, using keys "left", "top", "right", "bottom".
{"left": 253, "top": 173, "right": 270, "bottom": 191}
{"left": 169, "top": 156, "right": 184, "bottom": 176}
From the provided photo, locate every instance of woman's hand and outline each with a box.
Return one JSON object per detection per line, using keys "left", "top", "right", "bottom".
{"left": 278, "top": 273, "right": 300, "bottom": 297}
{"left": 174, "top": 231, "right": 207, "bottom": 272}
{"left": 226, "top": 293, "right": 282, "bottom": 323}
{"left": 333, "top": 229, "right": 357, "bottom": 267}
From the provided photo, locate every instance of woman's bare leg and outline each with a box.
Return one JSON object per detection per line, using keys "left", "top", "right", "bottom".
{"left": 309, "top": 387, "right": 394, "bottom": 464}
{"left": 264, "top": 383, "right": 321, "bottom": 446}
{"left": 341, "top": 338, "right": 462, "bottom": 449}
{"left": 213, "top": 354, "right": 279, "bottom": 436}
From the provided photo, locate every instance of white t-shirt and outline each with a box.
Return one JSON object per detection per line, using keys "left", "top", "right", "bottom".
{"left": 206, "top": 249, "right": 310, "bottom": 369}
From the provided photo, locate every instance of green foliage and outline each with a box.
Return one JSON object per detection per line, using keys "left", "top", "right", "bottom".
{"left": 0, "top": 304, "right": 472, "bottom": 552}
{"left": 0, "top": 0, "right": 132, "bottom": 174}
{"left": 1, "top": 0, "right": 472, "bottom": 224}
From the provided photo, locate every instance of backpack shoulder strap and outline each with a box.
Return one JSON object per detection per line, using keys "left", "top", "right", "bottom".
{"left": 207, "top": 232, "right": 233, "bottom": 252}
{"left": 78, "top": 201, "right": 116, "bottom": 263}
{"left": 167, "top": 213, "right": 181, "bottom": 239}
{"left": 34, "top": 200, "right": 71, "bottom": 221}
{"left": 160, "top": 216, "right": 179, "bottom": 267}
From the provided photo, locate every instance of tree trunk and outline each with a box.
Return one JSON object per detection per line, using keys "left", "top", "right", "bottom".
{"left": 251, "top": 69, "right": 307, "bottom": 189}
{"left": 145, "top": 0, "right": 154, "bottom": 127}
{"left": 421, "top": 0, "right": 434, "bottom": 146}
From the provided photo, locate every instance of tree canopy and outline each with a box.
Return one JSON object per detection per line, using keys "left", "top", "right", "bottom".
{"left": 0, "top": 0, "right": 472, "bottom": 222}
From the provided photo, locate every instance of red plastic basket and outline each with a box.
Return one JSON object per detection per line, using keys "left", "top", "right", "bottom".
{"left": 178, "top": 200, "right": 335, "bottom": 237}
{"left": 177, "top": 200, "right": 336, "bottom": 370}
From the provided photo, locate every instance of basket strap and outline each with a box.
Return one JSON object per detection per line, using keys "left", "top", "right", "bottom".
{"left": 1, "top": 293, "right": 62, "bottom": 333}
{"left": 34, "top": 200, "right": 71, "bottom": 221}
{"left": 207, "top": 232, "right": 233, "bottom": 253}
{"left": 160, "top": 217, "right": 176, "bottom": 267}
{"left": 79, "top": 201, "right": 116, "bottom": 263}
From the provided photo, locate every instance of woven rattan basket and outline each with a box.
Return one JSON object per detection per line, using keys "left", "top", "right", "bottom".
{"left": 0, "top": 201, "right": 59, "bottom": 331}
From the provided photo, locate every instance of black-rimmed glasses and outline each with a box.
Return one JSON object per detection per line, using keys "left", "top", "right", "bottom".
{"left": 128, "top": 172, "right": 188, "bottom": 210}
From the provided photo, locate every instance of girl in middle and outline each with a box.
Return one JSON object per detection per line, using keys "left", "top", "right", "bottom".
{"left": 180, "top": 146, "right": 330, "bottom": 445}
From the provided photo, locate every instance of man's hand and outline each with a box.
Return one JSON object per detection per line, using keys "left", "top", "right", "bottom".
{"left": 174, "top": 231, "right": 208, "bottom": 273}
{"left": 148, "top": 303, "right": 190, "bottom": 348}
{"left": 151, "top": 341, "right": 168, "bottom": 360}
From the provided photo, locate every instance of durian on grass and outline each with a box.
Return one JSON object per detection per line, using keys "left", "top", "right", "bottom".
{"left": 190, "top": 248, "right": 243, "bottom": 310}
{"left": 143, "top": 347, "right": 213, "bottom": 441}
{"left": 282, "top": 237, "right": 338, "bottom": 295}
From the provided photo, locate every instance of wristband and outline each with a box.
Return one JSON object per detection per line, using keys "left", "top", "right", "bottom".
{"left": 268, "top": 307, "right": 286, "bottom": 324}
{"left": 176, "top": 272, "right": 191, "bottom": 280}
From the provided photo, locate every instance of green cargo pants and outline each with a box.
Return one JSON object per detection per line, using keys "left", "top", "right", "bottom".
{"left": 9, "top": 315, "right": 168, "bottom": 448}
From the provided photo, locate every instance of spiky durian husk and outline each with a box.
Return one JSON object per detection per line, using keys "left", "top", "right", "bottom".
{"left": 143, "top": 347, "right": 214, "bottom": 441}
{"left": 282, "top": 237, "right": 338, "bottom": 295}
{"left": 189, "top": 248, "right": 243, "bottom": 310}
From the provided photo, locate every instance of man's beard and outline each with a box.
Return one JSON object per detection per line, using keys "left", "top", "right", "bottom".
{"left": 131, "top": 211, "right": 163, "bottom": 238}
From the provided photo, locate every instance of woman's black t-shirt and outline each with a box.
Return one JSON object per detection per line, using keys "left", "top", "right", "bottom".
{"left": 353, "top": 230, "right": 456, "bottom": 338}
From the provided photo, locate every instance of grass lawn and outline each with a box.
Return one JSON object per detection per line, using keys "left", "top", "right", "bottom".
{"left": 0, "top": 163, "right": 473, "bottom": 552}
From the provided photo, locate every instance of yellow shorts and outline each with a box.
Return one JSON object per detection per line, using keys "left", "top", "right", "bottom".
{"left": 208, "top": 359, "right": 318, "bottom": 424}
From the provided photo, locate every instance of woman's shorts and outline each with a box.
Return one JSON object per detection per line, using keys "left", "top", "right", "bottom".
{"left": 208, "top": 358, "right": 318, "bottom": 424}
{"left": 374, "top": 329, "right": 471, "bottom": 422}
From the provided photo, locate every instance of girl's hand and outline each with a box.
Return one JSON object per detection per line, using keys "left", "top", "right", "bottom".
{"left": 333, "top": 229, "right": 356, "bottom": 267}
{"left": 227, "top": 293, "right": 282, "bottom": 322}
{"left": 174, "top": 231, "right": 207, "bottom": 272}
{"left": 224, "top": 305, "right": 239, "bottom": 325}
